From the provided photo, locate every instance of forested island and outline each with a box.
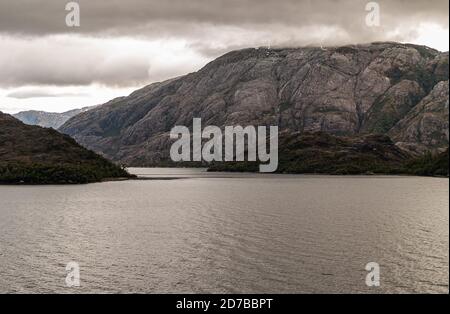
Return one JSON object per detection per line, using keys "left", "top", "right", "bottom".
{"left": 0, "top": 112, "right": 134, "bottom": 184}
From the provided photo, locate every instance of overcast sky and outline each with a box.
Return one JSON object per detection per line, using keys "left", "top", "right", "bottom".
{"left": 0, "top": 0, "right": 448, "bottom": 113}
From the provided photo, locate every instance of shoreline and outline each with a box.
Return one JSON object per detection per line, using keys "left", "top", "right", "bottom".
{"left": 1, "top": 169, "right": 447, "bottom": 186}
{"left": 0, "top": 176, "right": 135, "bottom": 186}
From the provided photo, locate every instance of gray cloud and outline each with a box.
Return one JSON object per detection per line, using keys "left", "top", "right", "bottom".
{"left": 6, "top": 89, "right": 88, "bottom": 99}
{"left": 0, "top": 0, "right": 447, "bottom": 36}
{"left": 0, "top": 35, "right": 158, "bottom": 87}
{"left": 0, "top": 0, "right": 448, "bottom": 89}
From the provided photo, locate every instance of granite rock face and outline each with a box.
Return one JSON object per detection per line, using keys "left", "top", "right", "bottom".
{"left": 389, "top": 80, "right": 449, "bottom": 154}
{"left": 60, "top": 43, "right": 449, "bottom": 165}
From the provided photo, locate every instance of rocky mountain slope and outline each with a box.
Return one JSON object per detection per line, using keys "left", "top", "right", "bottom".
{"left": 14, "top": 106, "right": 93, "bottom": 129}
{"left": 0, "top": 112, "right": 132, "bottom": 184}
{"left": 60, "top": 42, "right": 449, "bottom": 166}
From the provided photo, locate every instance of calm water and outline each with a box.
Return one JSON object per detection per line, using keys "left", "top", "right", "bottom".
{"left": 0, "top": 168, "right": 448, "bottom": 293}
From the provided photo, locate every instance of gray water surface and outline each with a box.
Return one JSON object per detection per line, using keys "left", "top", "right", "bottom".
{"left": 0, "top": 169, "right": 448, "bottom": 293}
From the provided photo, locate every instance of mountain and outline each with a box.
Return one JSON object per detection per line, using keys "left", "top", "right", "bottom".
{"left": 60, "top": 42, "right": 449, "bottom": 167}
{"left": 14, "top": 107, "right": 92, "bottom": 129}
{"left": 0, "top": 112, "right": 133, "bottom": 184}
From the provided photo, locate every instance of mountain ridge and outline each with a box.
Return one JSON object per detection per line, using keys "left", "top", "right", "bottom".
{"left": 59, "top": 42, "right": 449, "bottom": 166}
{"left": 13, "top": 106, "right": 94, "bottom": 129}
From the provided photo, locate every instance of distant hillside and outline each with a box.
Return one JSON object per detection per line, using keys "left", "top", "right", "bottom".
{"left": 0, "top": 112, "right": 133, "bottom": 184}
{"left": 14, "top": 106, "right": 93, "bottom": 129}
{"left": 60, "top": 43, "right": 449, "bottom": 166}
{"left": 208, "top": 131, "right": 412, "bottom": 174}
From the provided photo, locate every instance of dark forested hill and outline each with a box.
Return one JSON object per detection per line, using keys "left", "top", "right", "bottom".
{"left": 0, "top": 112, "right": 132, "bottom": 184}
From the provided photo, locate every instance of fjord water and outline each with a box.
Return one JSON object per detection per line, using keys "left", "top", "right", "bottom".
{"left": 0, "top": 169, "right": 448, "bottom": 293}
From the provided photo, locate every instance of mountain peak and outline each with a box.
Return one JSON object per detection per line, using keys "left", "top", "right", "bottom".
{"left": 60, "top": 42, "right": 449, "bottom": 166}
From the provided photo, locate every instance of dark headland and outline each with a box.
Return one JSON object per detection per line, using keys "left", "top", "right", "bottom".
{"left": 0, "top": 112, "right": 134, "bottom": 184}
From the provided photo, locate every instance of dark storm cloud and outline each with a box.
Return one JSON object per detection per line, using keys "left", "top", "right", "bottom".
{"left": 0, "top": 0, "right": 447, "bottom": 37}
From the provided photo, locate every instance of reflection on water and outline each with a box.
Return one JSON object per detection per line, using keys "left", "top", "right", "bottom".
{"left": 0, "top": 168, "right": 448, "bottom": 293}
